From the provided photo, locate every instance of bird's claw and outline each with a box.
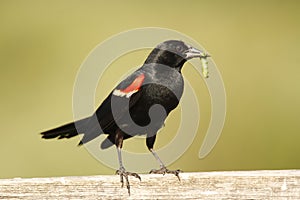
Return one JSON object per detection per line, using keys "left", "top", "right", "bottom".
{"left": 116, "top": 167, "right": 141, "bottom": 195}
{"left": 150, "top": 166, "right": 182, "bottom": 181}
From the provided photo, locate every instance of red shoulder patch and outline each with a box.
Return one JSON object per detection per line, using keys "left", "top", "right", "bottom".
{"left": 121, "top": 73, "right": 145, "bottom": 93}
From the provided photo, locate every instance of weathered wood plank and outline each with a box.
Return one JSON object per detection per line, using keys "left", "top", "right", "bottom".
{"left": 0, "top": 170, "right": 300, "bottom": 199}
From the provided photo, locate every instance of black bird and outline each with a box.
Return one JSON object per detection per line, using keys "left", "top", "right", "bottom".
{"left": 41, "top": 40, "right": 209, "bottom": 194}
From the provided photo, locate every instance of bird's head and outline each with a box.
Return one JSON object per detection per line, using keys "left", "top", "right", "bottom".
{"left": 144, "top": 40, "right": 209, "bottom": 73}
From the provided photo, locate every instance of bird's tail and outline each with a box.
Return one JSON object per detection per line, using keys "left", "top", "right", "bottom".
{"left": 41, "top": 117, "right": 89, "bottom": 141}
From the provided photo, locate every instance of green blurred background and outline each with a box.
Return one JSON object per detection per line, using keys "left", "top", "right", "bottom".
{"left": 1, "top": 1, "right": 300, "bottom": 179}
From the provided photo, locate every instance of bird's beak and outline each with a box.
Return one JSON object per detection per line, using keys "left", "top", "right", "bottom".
{"left": 185, "top": 46, "right": 210, "bottom": 78}
{"left": 184, "top": 47, "right": 209, "bottom": 60}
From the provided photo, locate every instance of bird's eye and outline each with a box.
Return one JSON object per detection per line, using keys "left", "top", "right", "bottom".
{"left": 176, "top": 46, "right": 182, "bottom": 52}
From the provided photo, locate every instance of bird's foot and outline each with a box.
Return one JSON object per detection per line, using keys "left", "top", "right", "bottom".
{"left": 116, "top": 167, "right": 141, "bottom": 195}
{"left": 149, "top": 166, "right": 182, "bottom": 181}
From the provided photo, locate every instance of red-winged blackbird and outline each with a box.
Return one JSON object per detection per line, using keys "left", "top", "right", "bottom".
{"left": 41, "top": 40, "right": 209, "bottom": 194}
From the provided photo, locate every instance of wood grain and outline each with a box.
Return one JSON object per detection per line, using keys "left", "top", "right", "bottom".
{"left": 0, "top": 170, "right": 299, "bottom": 199}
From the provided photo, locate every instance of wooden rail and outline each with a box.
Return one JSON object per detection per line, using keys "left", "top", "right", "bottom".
{"left": 0, "top": 170, "right": 299, "bottom": 199}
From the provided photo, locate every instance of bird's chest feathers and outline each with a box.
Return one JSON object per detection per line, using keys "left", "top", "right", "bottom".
{"left": 143, "top": 71, "right": 184, "bottom": 106}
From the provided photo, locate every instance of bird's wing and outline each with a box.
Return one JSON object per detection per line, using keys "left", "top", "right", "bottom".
{"left": 80, "top": 69, "right": 146, "bottom": 143}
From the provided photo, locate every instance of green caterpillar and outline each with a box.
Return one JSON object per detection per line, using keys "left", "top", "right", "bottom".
{"left": 200, "top": 53, "right": 210, "bottom": 78}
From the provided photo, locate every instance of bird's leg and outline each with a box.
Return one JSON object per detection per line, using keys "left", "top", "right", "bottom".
{"left": 115, "top": 131, "right": 141, "bottom": 195}
{"left": 146, "top": 134, "right": 182, "bottom": 181}
{"left": 149, "top": 148, "right": 182, "bottom": 181}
